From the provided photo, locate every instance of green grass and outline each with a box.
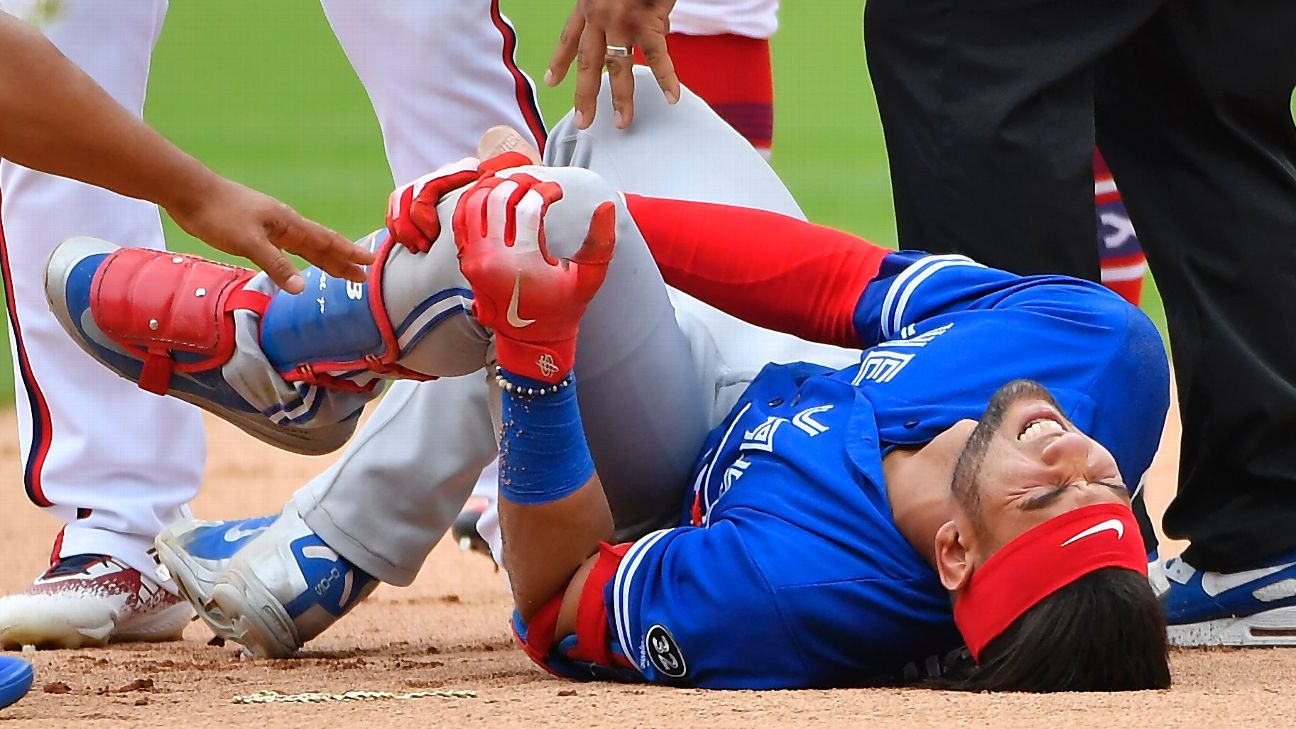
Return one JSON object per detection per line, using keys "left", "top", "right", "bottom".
{"left": 0, "top": 0, "right": 1163, "bottom": 403}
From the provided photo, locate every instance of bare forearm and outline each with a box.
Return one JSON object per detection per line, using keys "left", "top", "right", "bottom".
{"left": 0, "top": 13, "right": 213, "bottom": 213}
{"left": 492, "top": 369, "right": 612, "bottom": 622}
{"left": 500, "top": 480, "right": 614, "bottom": 620}
{"left": 0, "top": 14, "right": 375, "bottom": 291}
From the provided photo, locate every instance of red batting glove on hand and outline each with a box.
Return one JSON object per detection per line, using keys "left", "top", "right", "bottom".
{"left": 452, "top": 172, "right": 616, "bottom": 383}
{"left": 386, "top": 151, "right": 537, "bottom": 254}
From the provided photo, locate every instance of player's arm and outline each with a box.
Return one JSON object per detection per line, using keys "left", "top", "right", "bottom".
{"left": 624, "top": 194, "right": 892, "bottom": 346}
{"left": 452, "top": 171, "right": 804, "bottom": 685}
{"left": 450, "top": 170, "right": 619, "bottom": 626}
{"left": 624, "top": 195, "right": 1134, "bottom": 349}
{"left": 0, "top": 13, "right": 371, "bottom": 293}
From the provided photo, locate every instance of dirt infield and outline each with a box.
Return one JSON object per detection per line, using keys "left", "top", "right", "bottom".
{"left": 3, "top": 400, "right": 1295, "bottom": 728}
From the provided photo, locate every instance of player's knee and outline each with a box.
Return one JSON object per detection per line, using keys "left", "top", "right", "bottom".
{"left": 510, "top": 166, "right": 622, "bottom": 259}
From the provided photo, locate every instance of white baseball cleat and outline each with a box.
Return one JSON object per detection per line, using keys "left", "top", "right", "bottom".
{"left": 0, "top": 554, "right": 191, "bottom": 650}
{"left": 155, "top": 505, "right": 376, "bottom": 658}
{"left": 152, "top": 513, "right": 280, "bottom": 640}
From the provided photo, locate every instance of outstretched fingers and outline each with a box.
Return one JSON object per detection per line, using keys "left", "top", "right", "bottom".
{"left": 572, "top": 20, "right": 608, "bottom": 129}
{"left": 270, "top": 214, "right": 373, "bottom": 290}
{"left": 637, "top": 25, "right": 679, "bottom": 105}
{"left": 545, "top": 6, "right": 586, "bottom": 89}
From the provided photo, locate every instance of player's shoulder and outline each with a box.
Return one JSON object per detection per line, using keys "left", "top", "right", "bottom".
{"left": 996, "top": 273, "right": 1155, "bottom": 340}
{"left": 1010, "top": 273, "right": 1133, "bottom": 312}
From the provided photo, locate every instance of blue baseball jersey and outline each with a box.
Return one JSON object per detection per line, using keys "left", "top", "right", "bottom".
{"left": 533, "top": 252, "right": 1169, "bottom": 688}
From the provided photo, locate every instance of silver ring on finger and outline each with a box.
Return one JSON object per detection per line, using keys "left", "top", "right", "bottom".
{"left": 604, "top": 44, "right": 633, "bottom": 60}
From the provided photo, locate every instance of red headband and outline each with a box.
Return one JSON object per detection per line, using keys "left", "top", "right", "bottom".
{"left": 953, "top": 502, "right": 1147, "bottom": 662}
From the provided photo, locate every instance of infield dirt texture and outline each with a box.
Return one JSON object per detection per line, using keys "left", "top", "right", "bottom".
{"left": 2, "top": 1, "right": 1291, "bottom": 727}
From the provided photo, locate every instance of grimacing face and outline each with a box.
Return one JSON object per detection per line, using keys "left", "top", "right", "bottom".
{"left": 950, "top": 380, "right": 1131, "bottom": 556}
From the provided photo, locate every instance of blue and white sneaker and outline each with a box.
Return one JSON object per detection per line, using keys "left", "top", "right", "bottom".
{"left": 44, "top": 237, "right": 359, "bottom": 455}
{"left": 0, "top": 656, "right": 32, "bottom": 710}
{"left": 154, "top": 506, "right": 376, "bottom": 658}
{"left": 1161, "top": 553, "right": 1296, "bottom": 646}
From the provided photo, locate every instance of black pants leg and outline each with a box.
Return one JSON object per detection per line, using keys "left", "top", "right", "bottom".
{"left": 1096, "top": 1, "right": 1296, "bottom": 571}
{"left": 864, "top": 0, "right": 1168, "bottom": 551}
{"left": 862, "top": 0, "right": 1161, "bottom": 278}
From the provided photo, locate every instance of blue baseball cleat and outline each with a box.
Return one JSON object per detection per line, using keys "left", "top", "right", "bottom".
{"left": 154, "top": 506, "right": 376, "bottom": 658}
{"left": 1161, "top": 551, "right": 1296, "bottom": 646}
{"left": 0, "top": 656, "right": 33, "bottom": 710}
{"left": 45, "top": 237, "right": 361, "bottom": 455}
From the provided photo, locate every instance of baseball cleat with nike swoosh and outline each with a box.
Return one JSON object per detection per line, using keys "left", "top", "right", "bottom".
{"left": 1160, "top": 553, "right": 1296, "bottom": 646}
{"left": 0, "top": 553, "right": 191, "bottom": 650}
{"left": 154, "top": 505, "right": 376, "bottom": 658}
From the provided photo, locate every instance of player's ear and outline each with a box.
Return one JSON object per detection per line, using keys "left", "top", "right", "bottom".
{"left": 934, "top": 520, "right": 973, "bottom": 592}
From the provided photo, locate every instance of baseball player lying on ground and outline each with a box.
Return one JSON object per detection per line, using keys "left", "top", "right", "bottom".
{"left": 45, "top": 73, "right": 1170, "bottom": 690}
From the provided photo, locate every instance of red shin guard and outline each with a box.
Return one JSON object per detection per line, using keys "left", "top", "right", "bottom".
{"left": 90, "top": 249, "right": 268, "bottom": 395}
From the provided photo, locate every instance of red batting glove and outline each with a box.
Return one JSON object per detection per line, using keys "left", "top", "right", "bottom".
{"left": 385, "top": 151, "right": 537, "bottom": 254}
{"left": 452, "top": 172, "right": 616, "bottom": 383}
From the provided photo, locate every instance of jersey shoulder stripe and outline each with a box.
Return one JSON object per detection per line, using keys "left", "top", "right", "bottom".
{"left": 612, "top": 528, "right": 675, "bottom": 670}
{"left": 882, "top": 255, "right": 983, "bottom": 337}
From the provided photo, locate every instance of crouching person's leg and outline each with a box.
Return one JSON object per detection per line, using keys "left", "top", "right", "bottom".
{"left": 45, "top": 225, "right": 490, "bottom": 455}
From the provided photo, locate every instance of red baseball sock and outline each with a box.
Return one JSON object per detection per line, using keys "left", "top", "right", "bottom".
{"left": 1093, "top": 149, "right": 1146, "bottom": 306}
{"left": 637, "top": 33, "right": 774, "bottom": 153}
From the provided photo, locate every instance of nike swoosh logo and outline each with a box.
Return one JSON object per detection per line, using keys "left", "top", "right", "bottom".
{"left": 1060, "top": 518, "right": 1124, "bottom": 547}
{"left": 506, "top": 273, "right": 535, "bottom": 329}
{"left": 1201, "top": 562, "right": 1294, "bottom": 597}
{"left": 222, "top": 522, "right": 269, "bottom": 543}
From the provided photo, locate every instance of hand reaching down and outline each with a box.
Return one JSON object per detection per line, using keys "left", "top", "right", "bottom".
{"left": 165, "top": 176, "right": 372, "bottom": 295}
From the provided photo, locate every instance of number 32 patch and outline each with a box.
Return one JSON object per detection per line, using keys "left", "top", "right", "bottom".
{"left": 645, "top": 624, "right": 688, "bottom": 679}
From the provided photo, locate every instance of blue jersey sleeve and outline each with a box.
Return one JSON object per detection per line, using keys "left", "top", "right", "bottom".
{"left": 851, "top": 251, "right": 1146, "bottom": 348}
{"left": 846, "top": 251, "right": 1169, "bottom": 494}
{"left": 606, "top": 523, "right": 808, "bottom": 689}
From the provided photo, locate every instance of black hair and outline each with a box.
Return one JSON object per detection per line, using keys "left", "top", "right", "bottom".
{"left": 931, "top": 567, "right": 1170, "bottom": 692}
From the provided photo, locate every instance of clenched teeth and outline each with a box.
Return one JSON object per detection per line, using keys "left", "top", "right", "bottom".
{"left": 1019, "top": 418, "right": 1064, "bottom": 441}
